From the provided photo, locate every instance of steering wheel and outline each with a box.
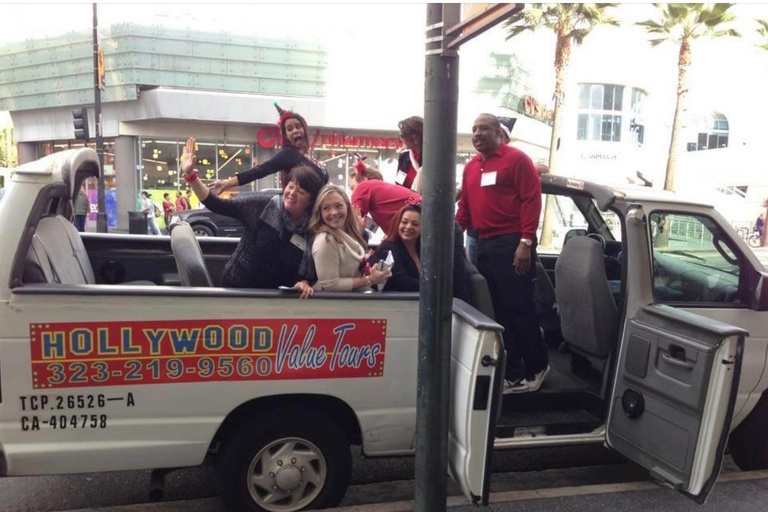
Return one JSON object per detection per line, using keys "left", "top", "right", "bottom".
{"left": 586, "top": 233, "right": 606, "bottom": 251}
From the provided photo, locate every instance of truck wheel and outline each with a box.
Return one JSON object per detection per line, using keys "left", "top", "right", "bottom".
{"left": 215, "top": 410, "right": 352, "bottom": 512}
{"left": 729, "top": 392, "right": 768, "bottom": 470}
{"left": 193, "top": 224, "right": 214, "bottom": 237}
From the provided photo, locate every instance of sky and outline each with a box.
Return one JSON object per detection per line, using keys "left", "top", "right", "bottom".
{"left": 2, "top": 2, "right": 768, "bottom": 139}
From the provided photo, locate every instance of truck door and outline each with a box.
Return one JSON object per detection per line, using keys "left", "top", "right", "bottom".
{"left": 447, "top": 302, "right": 505, "bottom": 505}
{"left": 606, "top": 304, "right": 746, "bottom": 503}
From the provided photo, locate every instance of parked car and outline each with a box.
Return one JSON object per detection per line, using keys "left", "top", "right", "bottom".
{"left": 2, "top": 149, "right": 768, "bottom": 512}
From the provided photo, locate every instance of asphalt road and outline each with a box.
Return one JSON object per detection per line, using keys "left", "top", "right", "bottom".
{"left": 0, "top": 444, "right": 627, "bottom": 512}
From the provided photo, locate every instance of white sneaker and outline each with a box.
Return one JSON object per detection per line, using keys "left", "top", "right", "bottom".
{"left": 526, "top": 365, "right": 551, "bottom": 392}
{"left": 503, "top": 377, "right": 530, "bottom": 394}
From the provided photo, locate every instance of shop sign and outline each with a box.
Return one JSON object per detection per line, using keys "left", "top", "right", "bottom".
{"left": 522, "top": 95, "right": 554, "bottom": 124}
{"left": 579, "top": 151, "right": 619, "bottom": 162}
{"left": 257, "top": 126, "right": 403, "bottom": 151}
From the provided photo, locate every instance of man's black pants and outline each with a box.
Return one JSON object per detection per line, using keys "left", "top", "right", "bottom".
{"left": 478, "top": 233, "right": 548, "bottom": 381}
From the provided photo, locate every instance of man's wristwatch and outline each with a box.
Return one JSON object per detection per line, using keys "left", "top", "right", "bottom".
{"left": 520, "top": 238, "right": 533, "bottom": 247}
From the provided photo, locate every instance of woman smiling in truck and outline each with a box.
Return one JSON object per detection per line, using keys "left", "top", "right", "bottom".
{"left": 181, "top": 137, "right": 322, "bottom": 292}
{"left": 308, "top": 185, "right": 390, "bottom": 292}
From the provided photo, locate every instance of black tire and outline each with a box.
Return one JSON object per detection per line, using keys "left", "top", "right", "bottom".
{"left": 729, "top": 392, "right": 768, "bottom": 470}
{"left": 747, "top": 233, "right": 762, "bottom": 248}
{"left": 192, "top": 224, "right": 214, "bottom": 237}
{"left": 215, "top": 409, "right": 352, "bottom": 512}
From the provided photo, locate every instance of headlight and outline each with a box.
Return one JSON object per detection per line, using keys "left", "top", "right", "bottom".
{"left": 170, "top": 215, "right": 180, "bottom": 224}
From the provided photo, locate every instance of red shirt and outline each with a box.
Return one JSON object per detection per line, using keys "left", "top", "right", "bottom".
{"left": 351, "top": 180, "right": 421, "bottom": 234}
{"left": 456, "top": 144, "right": 541, "bottom": 240}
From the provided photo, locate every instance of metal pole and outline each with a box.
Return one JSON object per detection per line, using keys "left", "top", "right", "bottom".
{"left": 414, "top": 4, "right": 459, "bottom": 511}
{"left": 93, "top": 3, "right": 108, "bottom": 233}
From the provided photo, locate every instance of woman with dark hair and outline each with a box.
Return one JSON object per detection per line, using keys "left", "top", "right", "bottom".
{"left": 372, "top": 202, "right": 469, "bottom": 300}
{"left": 396, "top": 116, "right": 423, "bottom": 192}
{"left": 181, "top": 138, "right": 323, "bottom": 291}
{"left": 211, "top": 104, "right": 329, "bottom": 194}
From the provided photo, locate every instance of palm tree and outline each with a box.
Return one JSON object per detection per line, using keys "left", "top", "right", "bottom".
{"left": 757, "top": 19, "right": 768, "bottom": 51}
{"left": 504, "top": 3, "right": 619, "bottom": 248}
{"left": 637, "top": 4, "right": 740, "bottom": 192}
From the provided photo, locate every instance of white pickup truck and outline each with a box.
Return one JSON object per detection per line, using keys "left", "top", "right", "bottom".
{"left": 1, "top": 149, "right": 767, "bottom": 511}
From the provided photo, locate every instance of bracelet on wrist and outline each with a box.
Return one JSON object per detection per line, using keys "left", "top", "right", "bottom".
{"left": 183, "top": 170, "right": 199, "bottom": 183}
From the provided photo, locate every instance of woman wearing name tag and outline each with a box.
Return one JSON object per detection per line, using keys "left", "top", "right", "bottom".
{"left": 181, "top": 138, "right": 322, "bottom": 292}
{"left": 308, "top": 185, "right": 391, "bottom": 292}
{"left": 371, "top": 202, "right": 470, "bottom": 301}
{"left": 210, "top": 103, "right": 329, "bottom": 195}
{"left": 395, "top": 116, "right": 423, "bottom": 192}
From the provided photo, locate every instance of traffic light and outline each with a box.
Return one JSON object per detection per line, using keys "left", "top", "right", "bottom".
{"left": 72, "top": 108, "right": 90, "bottom": 141}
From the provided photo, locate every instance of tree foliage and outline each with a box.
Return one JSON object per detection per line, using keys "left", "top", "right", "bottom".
{"left": 637, "top": 3, "right": 741, "bottom": 47}
{"left": 504, "top": 3, "right": 619, "bottom": 45}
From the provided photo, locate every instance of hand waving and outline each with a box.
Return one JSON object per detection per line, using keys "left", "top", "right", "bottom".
{"left": 181, "top": 138, "right": 197, "bottom": 178}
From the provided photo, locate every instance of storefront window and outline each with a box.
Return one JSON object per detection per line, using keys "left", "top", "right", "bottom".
{"left": 140, "top": 140, "right": 179, "bottom": 190}
{"left": 218, "top": 143, "right": 254, "bottom": 192}
{"left": 194, "top": 142, "right": 217, "bottom": 184}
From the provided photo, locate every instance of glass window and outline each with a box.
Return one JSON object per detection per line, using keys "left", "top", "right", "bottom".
{"left": 195, "top": 142, "right": 217, "bottom": 184}
{"left": 536, "top": 195, "right": 590, "bottom": 254}
{"left": 576, "top": 83, "right": 623, "bottom": 142}
{"left": 579, "top": 85, "right": 590, "bottom": 109}
{"left": 217, "top": 143, "right": 254, "bottom": 192}
{"left": 577, "top": 114, "right": 588, "bottom": 140}
{"left": 613, "top": 86, "right": 623, "bottom": 111}
{"left": 602, "top": 85, "right": 615, "bottom": 111}
{"left": 650, "top": 212, "right": 742, "bottom": 304}
{"left": 140, "top": 140, "right": 179, "bottom": 191}
{"left": 590, "top": 84, "right": 604, "bottom": 110}
{"left": 686, "top": 112, "right": 729, "bottom": 152}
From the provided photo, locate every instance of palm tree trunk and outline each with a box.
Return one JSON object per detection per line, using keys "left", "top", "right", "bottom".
{"left": 664, "top": 37, "right": 691, "bottom": 192}
{"left": 539, "top": 30, "right": 570, "bottom": 248}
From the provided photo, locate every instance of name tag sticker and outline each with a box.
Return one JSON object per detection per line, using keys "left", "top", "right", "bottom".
{"left": 395, "top": 170, "right": 408, "bottom": 185}
{"left": 290, "top": 234, "right": 307, "bottom": 251}
{"left": 481, "top": 171, "right": 497, "bottom": 187}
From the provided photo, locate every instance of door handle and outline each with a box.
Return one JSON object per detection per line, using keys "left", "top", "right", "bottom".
{"left": 661, "top": 353, "right": 694, "bottom": 370}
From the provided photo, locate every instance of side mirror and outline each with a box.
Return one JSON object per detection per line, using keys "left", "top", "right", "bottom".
{"left": 754, "top": 271, "right": 768, "bottom": 312}
{"left": 564, "top": 228, "right": 587, "bottom": 247}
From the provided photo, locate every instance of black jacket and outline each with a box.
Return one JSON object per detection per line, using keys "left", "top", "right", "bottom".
{"left": 237, "top": 148, "right": 328, "bottom": 188}
{"left": 202, "top": 193, "right": 307, "bottom": 289}
{"left": 372, "top": 222, "right": 469, "bottom": 302}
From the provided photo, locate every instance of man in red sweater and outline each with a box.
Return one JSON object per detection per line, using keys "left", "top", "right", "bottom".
{"left": 456, "top": 113, "right": 549, "bottom": 393}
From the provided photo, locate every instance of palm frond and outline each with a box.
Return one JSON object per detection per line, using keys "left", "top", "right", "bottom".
{"left": 712, "top": 28, "right": 741, "bottom": 38}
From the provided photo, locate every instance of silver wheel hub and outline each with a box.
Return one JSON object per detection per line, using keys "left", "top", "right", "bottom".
{"left": 275, "top": 465, "right": 301, "bottom": 491}
{"left": 246, "top": 437, "right": 327, "bottom": 512}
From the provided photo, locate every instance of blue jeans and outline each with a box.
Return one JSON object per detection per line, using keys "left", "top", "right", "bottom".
{"left": 147, "top": 217, "right": 160, "bottom": 235}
